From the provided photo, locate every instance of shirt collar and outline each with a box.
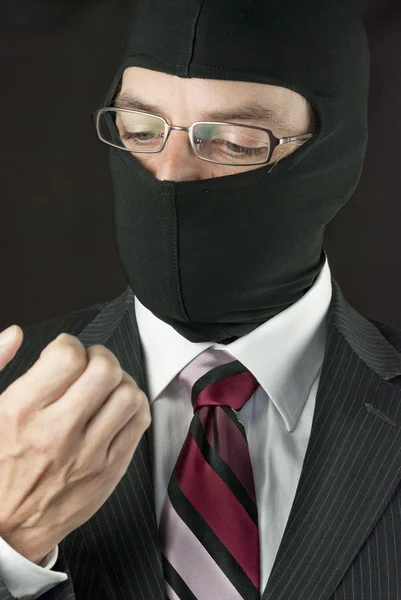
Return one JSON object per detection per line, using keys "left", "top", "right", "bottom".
{"left": 135, "top": 253, "right": 332, "bottom": 432}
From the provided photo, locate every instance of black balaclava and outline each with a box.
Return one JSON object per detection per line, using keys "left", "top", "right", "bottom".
{"left": 103, "top": 0, "right": 370, "bottom": 344}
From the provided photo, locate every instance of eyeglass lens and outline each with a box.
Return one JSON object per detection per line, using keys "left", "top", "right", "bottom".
{"left": 97, "top": 109, "right": 271, "bottom": 165}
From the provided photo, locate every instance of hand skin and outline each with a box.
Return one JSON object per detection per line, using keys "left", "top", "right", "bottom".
{"left": 0, "top": 325, "right": 152, "bottom": 566}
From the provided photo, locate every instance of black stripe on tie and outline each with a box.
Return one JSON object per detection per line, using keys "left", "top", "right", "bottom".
{"left": 224, "top": 405, "right": 247, "bottom": 442}
{"left": 191, "top": 360, "right": 247, "bottom": 409}
{"left": 190, "top": 411, "right": 259, "bottom": 526}
{"left": 162, "top": 554, "right": 198, "bottom": 600}
{"left": 168, "top": 471, "right": 260, "bottom": 600}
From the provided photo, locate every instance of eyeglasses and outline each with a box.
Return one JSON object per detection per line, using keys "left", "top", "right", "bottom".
{"left": 94, "top": 107, "right": 314, "bottom": 167}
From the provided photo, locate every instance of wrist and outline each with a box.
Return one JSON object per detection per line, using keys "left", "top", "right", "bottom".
{"left": 1, "top": 528, "right": 52, "bottom": 565}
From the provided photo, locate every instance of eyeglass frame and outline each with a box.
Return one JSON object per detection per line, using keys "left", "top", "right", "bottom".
{"left": 94, "top": 107, "right": 314, "bottom": 167}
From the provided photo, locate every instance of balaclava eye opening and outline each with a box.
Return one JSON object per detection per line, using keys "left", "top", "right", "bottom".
{"left": 103, "top": 0, "right": 370, "bottom": 344}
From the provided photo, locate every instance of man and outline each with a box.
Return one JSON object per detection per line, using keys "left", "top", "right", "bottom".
{"left": 0, "top": 0, "right": 400, "bottom": 599}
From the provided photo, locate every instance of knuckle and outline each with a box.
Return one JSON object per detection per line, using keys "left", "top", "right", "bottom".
{"left": 143, "top": 405, "right": 152, "bottom": 426}
{"left": 1, "top": 403, "right": 23, "bottom": 429}
{"left": 137, "top": 390, "right": 149, "bottom": 408}
{"left": 136, "top": 393, "right": 152, "bottom": 426}
{"left": 34, "top": 422, "right": 62, "bottom": 454}
{"left": 117, "top": 382, "right": 136, "bottom": 405}
{"left": 41, "top": 333, "right": 71, "bottom": 355}
{"left": 54, "top": 333, "right": 78, "bottom": 345}
{"left": 51, "top": 343, "right": 86, "bottom": 372}
{"left": 36, "top": 434, "right": 56, "bottom": 454}
{"left": 48, "top": 333, "right": 84, "bottom": 353}
{"left": 140, "top": 409, "right": 152, "bottom": 431}
{"left": 88, "top": 352, "right": 122, "bottom": 382}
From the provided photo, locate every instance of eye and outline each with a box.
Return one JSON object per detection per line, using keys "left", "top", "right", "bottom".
{"left": 116, "top": 127, "right": 164, "bottom": 152}
{"left": 214, "top": 139, "right": 267, "bottom": 158}
{"left": 223, "top": 141, "right": 250, "bottom": 155}
{"left": 122, "top": 130, "right": 158, "bottom": 141}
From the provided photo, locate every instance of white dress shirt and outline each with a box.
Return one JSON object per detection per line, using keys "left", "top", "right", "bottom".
{"left": 0, "top": 254, "right": 332, "bottom": 599}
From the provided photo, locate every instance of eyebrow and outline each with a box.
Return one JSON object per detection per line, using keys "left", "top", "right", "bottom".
{"left": 113, "top": 92, "right": 290, "bottom": 129}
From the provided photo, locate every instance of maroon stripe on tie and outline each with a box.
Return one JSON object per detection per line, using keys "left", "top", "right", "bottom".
{"left": 195, "top": 371, "right": 259, "bottom": 411}
{"left": 175, "top": 431, "right": 260, "bottom": 588}
{"left": 198, "top": 408, "right": 257, "bottom": 503}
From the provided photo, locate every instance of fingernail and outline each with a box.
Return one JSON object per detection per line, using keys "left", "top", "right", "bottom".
{"left": 0, "top": 326, "right": 17, "bottom": 347}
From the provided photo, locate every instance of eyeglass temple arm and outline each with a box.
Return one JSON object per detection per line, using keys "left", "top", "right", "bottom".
{"left": 279, "top": 133, "right": 313, "bottom": 145}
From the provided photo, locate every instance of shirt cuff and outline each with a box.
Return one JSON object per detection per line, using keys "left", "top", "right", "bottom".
{"left": 0, "top": 536, "right": 67, "bottom": 598}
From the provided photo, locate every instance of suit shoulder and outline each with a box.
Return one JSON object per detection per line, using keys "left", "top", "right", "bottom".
{"left": 0, "top": 299, "right": 107, "bottom": 393}
{"left": 23, "top": 300, "right": 107, "bottom": 343}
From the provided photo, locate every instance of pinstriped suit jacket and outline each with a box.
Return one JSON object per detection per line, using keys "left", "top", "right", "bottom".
{"left": 0, "top": 278, "right": 400, "bottom": 600}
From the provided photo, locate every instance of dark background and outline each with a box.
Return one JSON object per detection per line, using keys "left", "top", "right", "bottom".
{"left": 1, "top": 0, "right": 400, "bottom": 331}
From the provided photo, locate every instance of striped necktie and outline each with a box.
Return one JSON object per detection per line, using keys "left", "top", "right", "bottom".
{"left": 159, "top": 347, "right": 261, "bottom": 600}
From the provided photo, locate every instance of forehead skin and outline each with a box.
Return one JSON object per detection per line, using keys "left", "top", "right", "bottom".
{"left": 119, "top": 67, "right": 314, "bottom": 136}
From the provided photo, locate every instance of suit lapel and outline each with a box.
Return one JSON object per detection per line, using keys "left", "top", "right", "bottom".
{"left": 73, "top": 280, "right": 401, "bottom": 600}
{"left": 262, "top": 278, "right": 401, "bottom": 600}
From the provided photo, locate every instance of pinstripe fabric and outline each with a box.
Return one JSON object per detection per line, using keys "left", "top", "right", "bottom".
{"left": 0, "top": 277, "right": 400, "bottom": 600}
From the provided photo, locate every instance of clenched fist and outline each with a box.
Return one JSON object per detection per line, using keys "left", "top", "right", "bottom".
{"left": 0, "top": 325, "right": 152, "bottom": 565}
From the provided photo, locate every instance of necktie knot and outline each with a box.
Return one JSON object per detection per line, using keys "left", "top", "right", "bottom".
{"left": 177, "top": 348, "right": 259, "bottom": 413}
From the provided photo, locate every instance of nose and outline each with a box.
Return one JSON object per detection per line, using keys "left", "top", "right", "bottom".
{"left": 152, "top": 130, "right": 204, "bottom": 182}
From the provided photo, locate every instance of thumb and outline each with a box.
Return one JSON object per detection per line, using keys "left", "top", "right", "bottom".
{"left": 0, "top": 326, "right": 23, "bottom": 372}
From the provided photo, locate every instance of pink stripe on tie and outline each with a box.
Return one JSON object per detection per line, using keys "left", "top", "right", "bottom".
{"left": 160, "top": 498, "right": 244, "bottom": 600}
{"left": 177, "top": 349, "right": 235, "bottom": 399}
